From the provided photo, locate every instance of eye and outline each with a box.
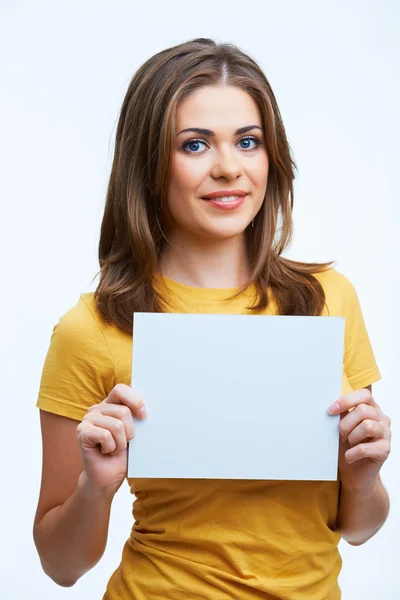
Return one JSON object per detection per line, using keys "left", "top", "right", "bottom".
{"left": 181, "top": 139, "right": 207, "bottom": 154}
{"left": 239, "top": 136, "right": 262, "bottom": 151}
{"left": 181, "top": 135, "right": 262, "bottom": 155}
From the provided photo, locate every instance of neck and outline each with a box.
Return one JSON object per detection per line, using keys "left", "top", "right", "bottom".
{"left": 159, "top": 229, "right": 249, "bottom": 289}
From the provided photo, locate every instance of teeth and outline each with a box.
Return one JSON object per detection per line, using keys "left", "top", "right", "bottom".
{"left": 214, "top": 195, "right": 240, "bottom": 202}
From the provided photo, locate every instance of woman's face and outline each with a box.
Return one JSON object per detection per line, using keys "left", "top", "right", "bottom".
{"left": 166, "top": 85, "right": 269, "bottom": 241}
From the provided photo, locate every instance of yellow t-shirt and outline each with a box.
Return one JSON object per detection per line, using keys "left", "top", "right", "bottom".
{"left": 36, "top": 267, "right": 381, "bottom": 600}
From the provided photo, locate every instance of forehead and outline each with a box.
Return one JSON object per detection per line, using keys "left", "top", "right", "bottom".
{"left": 175, "top": 85, "right": 261, "bottom": 129}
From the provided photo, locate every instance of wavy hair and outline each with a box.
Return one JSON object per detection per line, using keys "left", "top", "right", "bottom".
{"left": 93, "top": 38, "right": 334, "bottom": 334}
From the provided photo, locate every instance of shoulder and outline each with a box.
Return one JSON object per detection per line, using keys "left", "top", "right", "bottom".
{"left": 54, "top": 292, "right": 98, "bottom": 333}
{"left": 312, "top": 267, "right": 362, "bottom": 316}
{"left": 51, "top": 292, "right": 113, "bottom": 359}
{"left": 312, "top": 266, "right": 352, "bottom": 289}
{"left": 313, "top": 267, "right": 357, "bottom": 298}
{"left": 37, "top": 293, "right": 117, "bottom": 419}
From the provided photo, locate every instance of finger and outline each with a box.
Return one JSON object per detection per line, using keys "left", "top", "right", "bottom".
{"left": 87, "top": 414, "right": 128, "bottom": 454}
{"left": 347, "top": 419, "right": 385, "bottom": 447}
{"left": 77, "top": 422, "right": 116, "bottom": 454}
{"left": 86, "top": 403, "right": 135, "bottom": 441}
{"left": 97, "top": 428, "right": 118, "bottom": 454}
{"left": 344, "top": 439, "right": 391, "bottom": 464}
{"left": 328, "top": 388, "right": 375, "bottom": 415}
{"left": 339, "top": 404, "right": 381, "bottom": 441}
{"left": 105, "top": 383, "right": 147, "bottom": 419}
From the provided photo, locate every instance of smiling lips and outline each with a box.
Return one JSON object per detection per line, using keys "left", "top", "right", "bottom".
{"left": 201, "top": 189, "right": 248, "bottom": 211}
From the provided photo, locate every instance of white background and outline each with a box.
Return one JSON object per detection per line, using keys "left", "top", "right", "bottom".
{"left": 1, "top": 1, "right": 398, "bottom": 598}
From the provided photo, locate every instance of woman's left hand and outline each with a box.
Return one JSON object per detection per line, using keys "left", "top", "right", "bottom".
{"left": 328, "top": 389, "right": 391, "bottom": 493}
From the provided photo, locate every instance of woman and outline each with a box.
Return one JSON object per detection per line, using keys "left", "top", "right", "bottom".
{"left": 33, "top": 38, "right": 391, "bottom": 599}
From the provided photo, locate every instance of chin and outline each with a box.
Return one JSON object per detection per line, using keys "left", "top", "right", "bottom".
{"left": 200, "top": 220, "right": 251, "bottom": 240}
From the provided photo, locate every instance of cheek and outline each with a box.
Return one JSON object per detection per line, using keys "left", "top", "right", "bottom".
{"left": 166, "top": 158, "right": 204, "bottom": 225}
{"left": 251, "top": 153, "right": 269, "bottom": 185}
{"left": 169, "top": 155, "right": 207, "bottom": 193}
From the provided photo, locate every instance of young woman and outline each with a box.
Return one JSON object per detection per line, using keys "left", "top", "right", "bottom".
{"left": 33, "top": 38, "right": 391, "bottom": 599}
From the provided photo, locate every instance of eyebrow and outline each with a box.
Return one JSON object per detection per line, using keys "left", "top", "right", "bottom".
{"left": 176, "top": 125, "right": 263, "bottom": 137}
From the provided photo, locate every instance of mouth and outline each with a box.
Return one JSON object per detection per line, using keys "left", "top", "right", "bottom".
{"left": 201, "top": 194, "right": 247, "bottom": 211}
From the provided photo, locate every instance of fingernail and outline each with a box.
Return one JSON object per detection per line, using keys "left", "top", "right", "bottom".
{"left": 328, "top": 402, "right": 341, "bottom": 415}
{"left": 139, "top": 406, "right": 147, "bottom": 418}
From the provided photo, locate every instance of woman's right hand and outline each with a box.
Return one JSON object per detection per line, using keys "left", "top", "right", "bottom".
{"left": 76, "top": 383, "right": 147, "bottom": 498}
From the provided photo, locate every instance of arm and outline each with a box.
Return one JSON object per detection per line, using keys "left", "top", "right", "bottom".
{"left": 33, "top": 411, "right": 115, "bottom": 587}
{"left": 329, "top": 385, "right": 391, "bottom": 546}
{"left": 337, "top": 472, "right": 390, "bottom": 546}
{"left": 33, "top": 385, "right": 145, "bottom": 586}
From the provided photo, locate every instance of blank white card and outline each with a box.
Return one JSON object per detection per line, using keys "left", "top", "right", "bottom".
{"left": 128, "top": 313, "right": 344, "bottom": 480}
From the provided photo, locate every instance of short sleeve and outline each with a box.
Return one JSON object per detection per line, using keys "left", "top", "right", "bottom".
{"left": 341, "top": 273, "right": 382, "bottom": 390}
{"left": 36, "top": 295, "right": 116, "bottom": 421}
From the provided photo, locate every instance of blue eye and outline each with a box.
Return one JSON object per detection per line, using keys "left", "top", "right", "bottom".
{"left": 239, "top": 136, "right": 262, "bottom": 150}
{"left": 181, "top": 135, "right": 262, "bottom": 154}
{"left": 183, "top": 139, "right": 207, "bottom": 153}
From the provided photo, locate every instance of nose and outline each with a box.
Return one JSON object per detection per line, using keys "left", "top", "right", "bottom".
{"left": 210, "top": 146, "right": 244, "bottom": 180}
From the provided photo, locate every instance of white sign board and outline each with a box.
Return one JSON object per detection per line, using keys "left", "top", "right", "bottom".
{"left": 128, "top": 313, "right": 344, "bottom": 481}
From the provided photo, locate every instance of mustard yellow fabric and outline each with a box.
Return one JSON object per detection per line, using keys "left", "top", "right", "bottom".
{"left": 36, "top": 268, "right": 381, "bottom": 599}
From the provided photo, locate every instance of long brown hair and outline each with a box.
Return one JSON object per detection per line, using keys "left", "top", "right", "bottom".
{"left": 93, "top": 38, "right": 335, "bottom": 334}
